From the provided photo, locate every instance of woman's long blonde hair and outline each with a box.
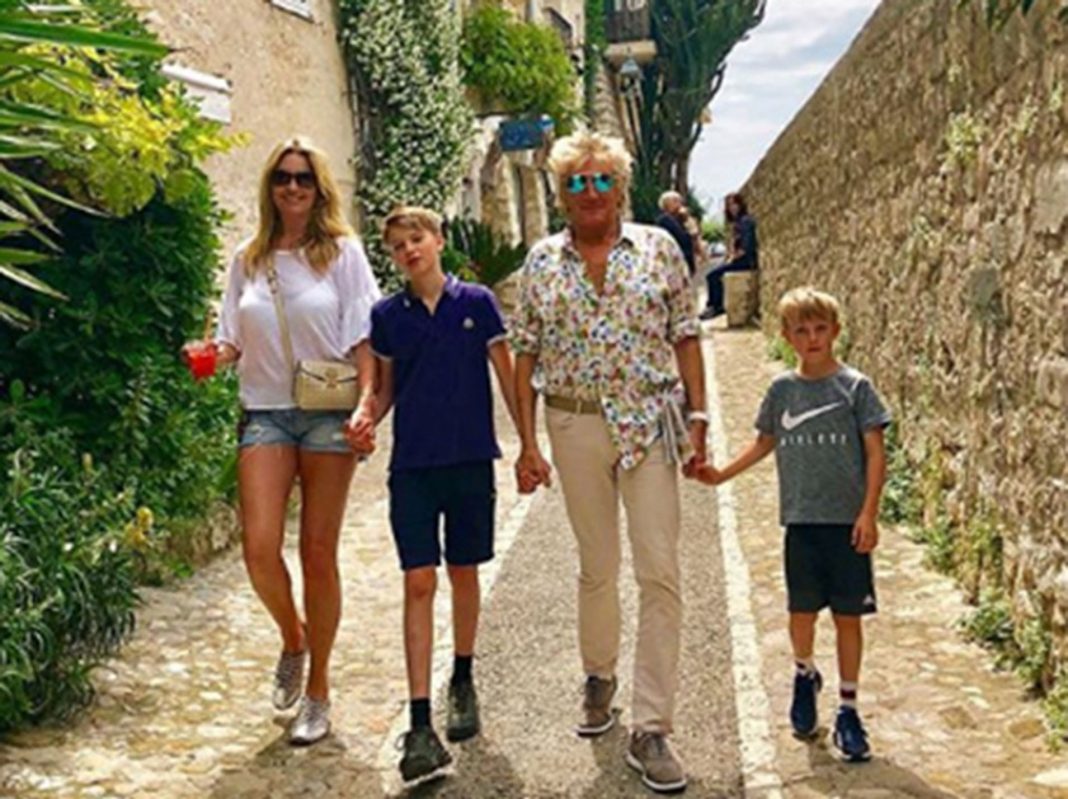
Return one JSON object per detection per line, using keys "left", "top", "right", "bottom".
{"left": 243, "top": 137, "right": 354, "bottom": 275}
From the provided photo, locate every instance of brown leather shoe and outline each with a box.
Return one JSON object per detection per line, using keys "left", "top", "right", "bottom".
{"left": 626, "top": 731, "right": 688, "bottom": 793}
{"left": 575, "top": 675, "right": 617, "bottom": 737}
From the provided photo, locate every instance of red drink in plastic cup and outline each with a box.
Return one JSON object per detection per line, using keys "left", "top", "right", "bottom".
{"left": 186, "top": 342, "right": 217, "bottom": 380}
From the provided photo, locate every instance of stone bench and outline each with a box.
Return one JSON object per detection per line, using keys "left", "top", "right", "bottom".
{"left": 724, "top": 270, "right": 759, "bottom": 328}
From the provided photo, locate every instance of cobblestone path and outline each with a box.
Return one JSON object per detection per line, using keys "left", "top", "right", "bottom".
{"left": 3, "top": 325, "right": 1068, "bottom": 798}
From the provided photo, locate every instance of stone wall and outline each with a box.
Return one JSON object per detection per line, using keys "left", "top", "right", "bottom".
{"left": 141, "top": 0, "right": 358, "bottom": 254}
{"left": 745, "top": 0, "right": 1068, "bottom": 664}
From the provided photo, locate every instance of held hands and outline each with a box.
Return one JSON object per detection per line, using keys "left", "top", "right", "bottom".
{"left": 693, "top": 463, "right": 725, "bottom": 485}
{"left": 852, "top": 512, "right": 880, "bottom": 553}
{"left": 515, "top": 446, "right": 552, "bottom": 494}
{"left": 344, "top": 399, "right": 377, "bottom": 455}
{"left": 682, "top": 418, "right": 708, "bottom": 478}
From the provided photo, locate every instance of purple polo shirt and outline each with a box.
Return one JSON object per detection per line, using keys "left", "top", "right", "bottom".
{"left": 370, "top": 276, "right": 506, "bottom": 472}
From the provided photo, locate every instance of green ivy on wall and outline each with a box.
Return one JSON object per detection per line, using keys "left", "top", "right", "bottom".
{"left": 338, "top": 0, "right": 474, "bottom": 287}
{"left": 460, "top": 4, "right": 579, "bottom": 135}
{"left": 584, "top": 0, "right": 607, "bottom": 120}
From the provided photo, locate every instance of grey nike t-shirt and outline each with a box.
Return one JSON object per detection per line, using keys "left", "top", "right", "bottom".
{"left": 755, "top": 365, "right": 891, "bottom": 526}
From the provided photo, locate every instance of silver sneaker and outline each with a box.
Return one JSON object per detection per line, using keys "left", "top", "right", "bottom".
{"left": 626, "top": 731, "right": 688, "bottom": 793}
{"left": 272, "top": 647, "right": 306, "bottom": 711}
{"left": 289, "top": 697, "right": 331, "bottom": 745}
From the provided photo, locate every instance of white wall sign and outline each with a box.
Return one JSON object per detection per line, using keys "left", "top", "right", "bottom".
{"left": 161, "top": 64, "right": 232, "bottom": 125}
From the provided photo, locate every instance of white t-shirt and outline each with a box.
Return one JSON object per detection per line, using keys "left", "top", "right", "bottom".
{"left": 216, "top": 236, "right": 382, "bottom": 409}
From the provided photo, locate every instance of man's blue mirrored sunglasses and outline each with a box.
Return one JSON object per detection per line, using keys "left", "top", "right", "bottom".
{"left": 565, "top": 172, "right": 616, "bottom": 195}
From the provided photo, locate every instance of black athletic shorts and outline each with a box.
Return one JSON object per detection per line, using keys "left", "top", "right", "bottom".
{"left": 388, "top": 461, "right": 496, "bottom": 571}
{"left": 784, "top": 523, "right": 877, "bottom": 616}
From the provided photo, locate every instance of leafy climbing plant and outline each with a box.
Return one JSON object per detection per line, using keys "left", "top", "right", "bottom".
{"left": 339, "top": 0, "right": 474, "bottom": 288}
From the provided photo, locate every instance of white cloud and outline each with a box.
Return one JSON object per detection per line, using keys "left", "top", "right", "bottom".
{"left": 687, "top": 0, "right": 881, "bottom": 214}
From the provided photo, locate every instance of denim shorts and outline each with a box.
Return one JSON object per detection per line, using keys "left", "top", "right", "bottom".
{"left": 238, "top": 409, "right": 352, "bottom": 453}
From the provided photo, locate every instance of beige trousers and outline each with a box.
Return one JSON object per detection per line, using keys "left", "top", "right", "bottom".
{"left": 546, "top": 406, "right": 682, "bottom": 733}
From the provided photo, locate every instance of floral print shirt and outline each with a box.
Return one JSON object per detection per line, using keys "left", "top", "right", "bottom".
{"left": 511, "top": 222, "right": 700, "bottom": 469}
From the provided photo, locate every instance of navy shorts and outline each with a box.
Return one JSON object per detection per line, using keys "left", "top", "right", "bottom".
{"left": 784, "top": 524, "right": 877, "bottom": 616}
{"left": 388, "top": 461, "right": 496, "bottom": 571}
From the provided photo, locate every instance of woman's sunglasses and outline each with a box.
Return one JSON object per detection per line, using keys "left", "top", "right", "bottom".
{"left": 271, "top": 168, "right": 317, "bottom": 190}
{"left": 565, "top": 172, "right": 616, "bottom": 195}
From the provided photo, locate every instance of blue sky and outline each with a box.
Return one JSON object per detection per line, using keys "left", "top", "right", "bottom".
{"left": 689, "top": 0, "right": 881, "bottom": 217}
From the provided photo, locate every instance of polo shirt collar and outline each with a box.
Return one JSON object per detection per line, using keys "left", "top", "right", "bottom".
{"left": 402, "top": 273, "right": 461, "bottom": 307}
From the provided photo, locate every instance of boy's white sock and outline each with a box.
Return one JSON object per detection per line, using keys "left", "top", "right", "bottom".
{"left": 795, "top": 657, "right": 816, "bottom": 676}
{"left": 839, "top": 681, "right": 858, "bottom": 709}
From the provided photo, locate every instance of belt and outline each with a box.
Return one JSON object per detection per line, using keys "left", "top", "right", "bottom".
{"left": 545, "top": 394, "right": 603, "bottom": 416}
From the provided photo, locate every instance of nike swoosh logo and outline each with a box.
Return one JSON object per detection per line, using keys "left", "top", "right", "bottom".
{"left": 781, "top": 402, "right": 844, "bottom": 431}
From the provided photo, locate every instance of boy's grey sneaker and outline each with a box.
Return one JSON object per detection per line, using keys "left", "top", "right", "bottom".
{"left": 288, "top": 697, "right": 330, "bottom": 745}
{"left": 272, "top": 647, "right": 306, "bottom": 711}
{"left": 626, "top": 731, "right": 688, "bottom": 793}
{"left": 446, "top": 680, "right": 480, "bottom": 742}
{"left": 399, "top": 727, "right": 453, "bottom": 783}
{"left": 575, "top": 675, "right": 617, "bottom": 737}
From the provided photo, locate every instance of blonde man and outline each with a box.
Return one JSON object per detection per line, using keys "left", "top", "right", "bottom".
{"left": 183, "top": 137, "right": 381, "bottom": 744}
{"left": 512, "top": 131, "right": 706, "bottom": 793}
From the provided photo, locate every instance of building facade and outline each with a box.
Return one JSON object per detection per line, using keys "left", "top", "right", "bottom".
{"left": 140, "top": 0, "right": 358, "bottom": 253}
{"left": 457, "top": 0, "right": 586, "bottom": 248}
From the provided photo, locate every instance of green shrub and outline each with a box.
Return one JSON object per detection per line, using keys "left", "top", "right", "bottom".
{"left": 1045, "top": 670, "right": 1068, "bottom": 748}
{"left": 460, "top": 4, "right": 580, "bottom": 134}
{"left": 911, "top": 514, "right": 955, "bottom": 574}
{"left": 881, "top": 424, "right": 922, "bottom": 525}
{"left": 0, "top": 423, "right": 138, "bottom": 733}
{"left": 1, "top": 181, "right": 238, "bottom": 530}
{"left": 766, "top": 334, "right": 798, "bottom": 368}
{"left": 0, "top": 0, "right": 240, "bottom": 730}
{"left": 960, "top": 588, "right": 1016, "bottom": 665}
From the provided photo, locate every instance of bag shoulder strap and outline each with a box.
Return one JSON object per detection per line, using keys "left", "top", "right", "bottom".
{"left": 266, "top": 258, "right": 296, "bottom": 374}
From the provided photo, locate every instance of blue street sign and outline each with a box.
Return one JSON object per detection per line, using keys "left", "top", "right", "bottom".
{"left": 499, "top": 118, "right": 546, "bottom": 152}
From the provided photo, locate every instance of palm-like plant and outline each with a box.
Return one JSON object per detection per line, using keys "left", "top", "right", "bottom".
{"left": 0, "top": 1, "right": 167, "bottom": 327}
{"left": 444, "top": 218, "right": 528, "bottom": 288}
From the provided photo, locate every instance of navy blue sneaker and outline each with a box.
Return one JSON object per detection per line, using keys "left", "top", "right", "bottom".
{"left": 833, "top": 706, "right": 871, "bottom": 762}
{"left": 789, "top": 669, "right": 822, "bottom": 738}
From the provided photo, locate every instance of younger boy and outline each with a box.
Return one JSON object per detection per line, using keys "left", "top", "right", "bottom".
{"left": 346, "top": 207, "right": 520, "bottom": 782}
{"left": 697, "top": 286, "right": 890, "bottom": 762}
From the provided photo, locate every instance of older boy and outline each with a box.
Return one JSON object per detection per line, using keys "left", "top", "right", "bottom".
{"left": 347, "top": 207, "right": 519, "bottom": 783}
{"left": 697, "top": 287, "right": 890, "bottom": 762}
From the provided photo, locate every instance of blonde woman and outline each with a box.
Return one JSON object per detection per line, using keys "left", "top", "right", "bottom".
{"left": 184, "top": 138, "right": 380, "bottom": 744}
{"left": 512, "top": 131, "right": 706, "bottom": 793}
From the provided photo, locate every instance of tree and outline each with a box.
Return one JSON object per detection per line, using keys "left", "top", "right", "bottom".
{"left": 629, "top": 0, "right": 765, "bottom": 221}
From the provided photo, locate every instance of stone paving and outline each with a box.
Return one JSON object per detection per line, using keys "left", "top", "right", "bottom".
{"left": 3, "top": 323, "right": 1068, "bottom": 798}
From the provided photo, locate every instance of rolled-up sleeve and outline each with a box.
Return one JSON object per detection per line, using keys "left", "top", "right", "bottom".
{"left": 337, "top": 237, "right": 382, "bottom": 353}
{"left": 509, "top": 253, "right": 542, "bottom": 355}
{"left": 663, "top": 237, "right": 699, "bottom": 343}
{"left": 215, "top": 250, "right": 245, "bottom": 351}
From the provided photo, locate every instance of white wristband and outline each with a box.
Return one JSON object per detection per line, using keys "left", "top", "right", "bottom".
{"left": 687, "top": 410, "right": 709, "bottom": 424}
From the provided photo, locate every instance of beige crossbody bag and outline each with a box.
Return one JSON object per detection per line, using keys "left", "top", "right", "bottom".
{"left": 266, "top": 262, "right": 360, "bottom": 411}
